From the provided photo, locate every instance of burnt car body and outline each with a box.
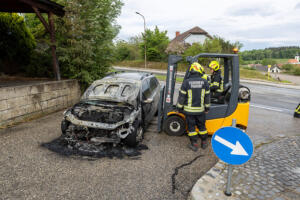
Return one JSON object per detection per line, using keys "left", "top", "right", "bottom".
{"left": 61, "top": 72, "right": 160, "bottom": 149}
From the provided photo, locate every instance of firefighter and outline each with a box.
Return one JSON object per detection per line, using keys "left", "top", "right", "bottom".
{"left": 294, "top": 103, "right": 300, "bottom": 118}
{"left": 209, "top": 60, "right": 224, "bottom": 102}
{"left": 177, "top": 62, "right": 210, "bottom": 151}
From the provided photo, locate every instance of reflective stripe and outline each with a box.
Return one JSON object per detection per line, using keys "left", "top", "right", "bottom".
{"left": 212, "top": 82, "right": 220, "bottom": 86}
{"left": 180, "top": 89, "right": 187, "bottom": 94}
{"left": 205, "top": 90, "right": 210, "bottom": 94}
{"left": 205, "top": 104, "right": 210, "bottom": 108}
{"left": 188, "top": 132, "right": 198, "bottom": 136}
{"left": 296, "top": 105, "right": 300, "bottom": 114}
{"left": 198, "top": 130, "right": 208, "bottom": 135}
{"left": 177, "top": 103, "right": 183, "bottom": 108}
{"left": 184, "top": 107, "right": 205, "bottom": 113}
{"left": 202, "top": 74, "right": 208, "bottom": 80}
{"left": 201, "top": 89, "right": 205, "bottom": 107}
{"left": 188, "top": 90, "right": 192, "bottom": 107}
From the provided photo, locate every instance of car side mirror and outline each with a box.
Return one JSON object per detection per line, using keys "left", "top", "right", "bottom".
{"left": 143, "top": 98, "right": 153, "bottom": 104}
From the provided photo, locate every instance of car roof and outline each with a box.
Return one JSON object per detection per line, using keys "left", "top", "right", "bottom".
{"left": 103, "top": 72, "right": 153, "bottom": 81}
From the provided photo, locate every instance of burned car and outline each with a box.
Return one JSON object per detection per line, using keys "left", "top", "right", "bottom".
{"left": 61, "top": 72, "right": 160, "bottom": 150}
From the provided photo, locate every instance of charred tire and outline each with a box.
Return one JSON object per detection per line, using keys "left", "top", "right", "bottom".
{"left": 164, "top": 115, "right": 185, "bottom": 136}
{"left": 123, "top": 121, "right": 144, "bottom": 147}
{"left": 61, "top": 119, "right": 70, "bottom": 134}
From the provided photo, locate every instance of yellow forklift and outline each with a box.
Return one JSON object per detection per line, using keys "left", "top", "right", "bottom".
{"left": 157, "top": 53, "right": 251, "bottom": 136}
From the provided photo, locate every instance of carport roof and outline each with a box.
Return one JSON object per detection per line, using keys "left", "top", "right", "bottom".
{"left": 0, "top": 0, "right": 65, "bottom": 16}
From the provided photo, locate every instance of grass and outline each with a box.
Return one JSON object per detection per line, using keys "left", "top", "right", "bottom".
{"left": 116, "top": 60, "right": 291, "bottom": 83}
{"left": 155, "top": 74, "right": 184, "bottom": 83}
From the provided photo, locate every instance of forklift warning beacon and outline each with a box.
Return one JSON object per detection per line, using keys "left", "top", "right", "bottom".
{"left": 157, "top": 51, "right": 251, "bottom": 136}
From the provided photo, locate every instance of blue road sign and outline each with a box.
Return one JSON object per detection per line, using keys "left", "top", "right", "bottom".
{"left": 211, "top": 127, "right": 253, "bottom": 165}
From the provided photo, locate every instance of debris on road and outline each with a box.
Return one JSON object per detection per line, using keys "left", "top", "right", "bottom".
{"left": 42, "top": 136, "right": 148, "bottom": 159}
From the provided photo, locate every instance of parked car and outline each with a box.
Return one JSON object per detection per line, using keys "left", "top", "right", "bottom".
{"left": 61, "top": 72, "right": 160, "bottom": 150}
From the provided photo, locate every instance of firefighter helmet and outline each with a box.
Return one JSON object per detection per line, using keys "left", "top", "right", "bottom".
{"left": 190, "top": 62, "right": 204, "bottom": 74}
{"left": 209, "top": 61, "right": 220, "bottom": 71}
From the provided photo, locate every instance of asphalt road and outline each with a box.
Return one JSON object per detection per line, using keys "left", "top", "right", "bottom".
{"left": 243, "top": 82, "right": 300, "bottom": 114}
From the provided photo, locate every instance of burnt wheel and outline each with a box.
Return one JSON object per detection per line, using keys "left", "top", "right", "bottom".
{"left": 61, "top": 119, "right": 70, "bottom": 134}
{"left": 123, "top": 121, "right": 144, "bottom": 147}
{"left": 164, "top": 115, "right": 185, "bottom": 136}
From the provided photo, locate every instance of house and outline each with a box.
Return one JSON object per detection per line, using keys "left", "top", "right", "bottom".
{"left": 287, "top": 55, "right": 300, "bottom": 64}
{"left": 270, "top": 64, "right": 281, "bottom": 73}
{"left": 165, "top": 26, "right": 212, "bottom": 54}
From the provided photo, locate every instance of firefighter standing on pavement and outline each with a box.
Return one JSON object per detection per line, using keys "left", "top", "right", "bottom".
{"left": 209, "top": 61, "right": 224, "bottom": 101}
{"left": 177, "top": 62, "right": 210, "bottom": 151}
{"left": 294, "top": 103, "right": 300, "bottom": 118}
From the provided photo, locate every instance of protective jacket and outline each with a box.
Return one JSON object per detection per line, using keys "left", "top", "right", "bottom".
{"left": 210, "top": 70, "right": 223, "bottom": 93}
{"left": 177, "top": 73, "right": 210, "bottom": 115}
{"left": 294, "top": 103, "right": 300, "bottom": 118}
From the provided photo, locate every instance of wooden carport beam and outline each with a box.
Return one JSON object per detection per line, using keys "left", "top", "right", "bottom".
{"left": 31, "top": 6, "right": 61, "bottom": 81}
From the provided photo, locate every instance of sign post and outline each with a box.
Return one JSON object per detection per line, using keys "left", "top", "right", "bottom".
{"left": 211, "top": 119, "right": 253, "bottom": 196}
{"left": 268, "top": 65, "right": 271, "bottom": 80}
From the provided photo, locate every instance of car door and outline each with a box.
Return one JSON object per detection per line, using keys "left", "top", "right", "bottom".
{"left": 149, "top": 77, "right": 160, "bottom": 116}
{"left": 141, "top": 78, "right": 152, "bottom": 125}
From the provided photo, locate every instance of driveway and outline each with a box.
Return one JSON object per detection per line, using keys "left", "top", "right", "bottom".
{"left": 0, "top": 111, "right": 217, "bottom": 200}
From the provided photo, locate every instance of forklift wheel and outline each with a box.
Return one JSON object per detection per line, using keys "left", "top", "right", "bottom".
{"left": 164, "top": 115, "right": 185, "bottom": 136}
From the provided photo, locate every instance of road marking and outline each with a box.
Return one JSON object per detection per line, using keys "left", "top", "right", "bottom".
{"left": 214, "top": 135, "right": 248, "bottom": 156}
{"left": 251, "top": 103, "right": 293, "bottom": 113}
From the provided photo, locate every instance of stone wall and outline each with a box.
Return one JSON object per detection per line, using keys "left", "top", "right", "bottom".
{"left": 0, "top": 80, "right": 81, "bottom": 127}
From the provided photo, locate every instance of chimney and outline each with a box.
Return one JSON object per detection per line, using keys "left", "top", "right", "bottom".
{"left": 176, "top": 31, "right": 180, "bottom": 37}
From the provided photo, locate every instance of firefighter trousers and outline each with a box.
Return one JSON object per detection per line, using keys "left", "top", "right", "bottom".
{"left": 186, "top": 113, "right": 208, "bottom": 144}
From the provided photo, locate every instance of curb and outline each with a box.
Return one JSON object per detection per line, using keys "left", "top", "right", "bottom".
{"left": 189, "top": 161, "right": 239, "bottom": 200}
{"left": 113, "top": 66, "right": 300, "bottom": 90}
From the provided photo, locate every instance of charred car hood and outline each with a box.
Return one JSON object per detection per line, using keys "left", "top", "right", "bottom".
{"left": 64, "top": 101, "right": 140, "bottom": 130}
{"left": 81, "top": 78, "right": 141, "bottom": 107}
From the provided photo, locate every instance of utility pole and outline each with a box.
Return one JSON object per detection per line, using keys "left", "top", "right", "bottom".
{"left": 136, "top": 12, "right": 147, "bottom": 68}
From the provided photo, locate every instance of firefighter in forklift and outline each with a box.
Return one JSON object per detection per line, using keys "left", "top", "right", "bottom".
{"left": 209, "top": 60, "right": 224, "bottom": 103}
{"left": 176, "top": 62, "right": 210, "bottom": 151}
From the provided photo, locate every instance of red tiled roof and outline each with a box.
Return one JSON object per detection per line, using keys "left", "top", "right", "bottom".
{"left": 288, "top": 59, "right": 299, "bottom": 63}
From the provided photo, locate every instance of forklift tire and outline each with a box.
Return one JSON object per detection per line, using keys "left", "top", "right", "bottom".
{"left": 164, "top": 115, "right": 186, "bottom": 136}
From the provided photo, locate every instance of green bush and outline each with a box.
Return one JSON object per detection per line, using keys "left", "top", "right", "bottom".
{"left": 282, "top": 64, "right": 294, "bottom": 72}
{"left": 147, "top": 48, "right": 162, "bottom": 61}
{"left": 0, "top": 13, "right": 36, "bottom": 73}
{"left": 25, "top": 49, "right": 53, "bottom": 77}
{"left": 293, "top": 67, "right": 300, "bottom": 76}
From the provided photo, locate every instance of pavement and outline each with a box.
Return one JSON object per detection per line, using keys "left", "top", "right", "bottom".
{"left": 190, "top": 107, "right": 300, "bottom": 200}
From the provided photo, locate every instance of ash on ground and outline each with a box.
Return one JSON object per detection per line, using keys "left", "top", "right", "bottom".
{"left": 41, "top": 137, "right": 148, "bottom": 159}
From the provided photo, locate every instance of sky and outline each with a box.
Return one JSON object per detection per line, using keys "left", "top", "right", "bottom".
{"left": 116, "top": 0, "right": 300, "bottom": 51}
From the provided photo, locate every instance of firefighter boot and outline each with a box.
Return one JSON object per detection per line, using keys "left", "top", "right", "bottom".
{"left": 188, "top": 136, "right": 199, "bottom": 152}
{"left": 200, "top": 134, "right": 208, "bottom": 149}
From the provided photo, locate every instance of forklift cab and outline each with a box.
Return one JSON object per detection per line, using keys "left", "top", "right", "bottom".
{"left": 157, "top": 53, "right": 250, "bottom": 136}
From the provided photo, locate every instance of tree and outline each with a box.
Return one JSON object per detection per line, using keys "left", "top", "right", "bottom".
{"left": 140, "top": 26, "right": 169, "bottom": 61}
{"left": 0, "top": 13, "right": 36, "bottom": 74}
{"left": 114, "top": 36, "right": 142, "bottom": 61}
{"left": 24, "top": 0, "right": 123, "bottom": 88}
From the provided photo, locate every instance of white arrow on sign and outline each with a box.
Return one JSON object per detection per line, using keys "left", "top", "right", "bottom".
{"left": 214, "top": 135, "right": 248, "bottom": 156}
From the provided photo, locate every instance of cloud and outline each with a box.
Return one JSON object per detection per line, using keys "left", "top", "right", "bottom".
{"left": 116, "top": 0, "right": 300, "bottom": 50}
{"left": 295, "top": 2, "right": 300, "bottom": 9}
{"left": 228, "top": 6, "right": 275, "bottom": 17}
